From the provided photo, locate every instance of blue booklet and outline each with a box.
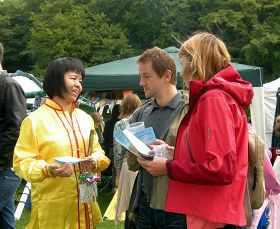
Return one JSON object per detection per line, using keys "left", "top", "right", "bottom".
{"left": 133, "top": 127, "right": 156, "bottom": 145}
{"left": 114, "top": 127, "right": 156, "bottom": 160}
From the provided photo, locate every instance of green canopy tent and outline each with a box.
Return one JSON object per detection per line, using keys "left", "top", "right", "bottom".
{"left": 84, "top": 46, "right": 263, "bottom": 92}
{"left": 84, "top": 46, "right": 265, "bottom": 143}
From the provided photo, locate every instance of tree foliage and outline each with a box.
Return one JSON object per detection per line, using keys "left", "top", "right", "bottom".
{"left": 25, "top": 0, "right": 132, "bottom": 75}
{"left": 243, "top": 0, "right": 280, "bottom": 79}
{"left": 0, "top": 0, "right": 280, "bottom": 80}
{"left": 0, "top": 0, "right": 32, "bottom": 72}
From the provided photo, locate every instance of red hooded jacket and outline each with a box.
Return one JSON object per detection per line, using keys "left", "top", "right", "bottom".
{"left": 165, "top": 65, "right": 254, "bottom": 226}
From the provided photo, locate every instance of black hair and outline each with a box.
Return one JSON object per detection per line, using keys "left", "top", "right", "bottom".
{"left": 43, "top": 57, "right": 85, "bottom": 98}
{"left": 111, "top": 104, "right": 121, "bottom": 120}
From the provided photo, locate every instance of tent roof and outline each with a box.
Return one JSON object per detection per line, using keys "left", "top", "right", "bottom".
{"left": 84, "top": 47, "right": 263, "bottom": 92}
{"left": 11, "top": 71, "right": 44, "bottom": 98}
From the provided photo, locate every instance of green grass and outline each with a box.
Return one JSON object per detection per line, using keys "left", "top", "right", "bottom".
{"left": 15, "top": 182, "right": 123, "bottom": 229}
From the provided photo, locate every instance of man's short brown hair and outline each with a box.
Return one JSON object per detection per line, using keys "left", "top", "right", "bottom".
{"left": 138, "top": 47, "right": 177, "bottom": 85}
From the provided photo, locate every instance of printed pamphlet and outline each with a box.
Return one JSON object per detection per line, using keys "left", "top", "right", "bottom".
{"left": 114, "top": 127, "right": 156, "bottom": 160}
{"left": 53, "top": 156, "right": 93, "bottom": 165}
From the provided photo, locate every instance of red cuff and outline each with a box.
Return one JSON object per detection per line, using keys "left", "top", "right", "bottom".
{"left": 166, "top": 159, "right": 173, "bottom": 179}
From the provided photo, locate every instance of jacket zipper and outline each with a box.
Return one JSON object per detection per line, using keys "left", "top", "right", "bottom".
{"left": 186, "top": 132, "right": 195, "bottom": 163}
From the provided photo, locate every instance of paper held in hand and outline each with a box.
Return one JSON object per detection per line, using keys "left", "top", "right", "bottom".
{"left": 53, "top": 156, "right": 93, "bottom": 165}
{"left": 114, "top": 127, "right": 156, "bottom": 160}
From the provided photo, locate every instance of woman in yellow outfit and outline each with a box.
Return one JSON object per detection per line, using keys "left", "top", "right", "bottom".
{"left": 13, "top": 57, "right": 110, "bottom": 229}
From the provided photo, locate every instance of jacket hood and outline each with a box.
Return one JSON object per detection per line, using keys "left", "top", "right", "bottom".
{"left": 203, "top": 65, "right": 254, "bottom": 108}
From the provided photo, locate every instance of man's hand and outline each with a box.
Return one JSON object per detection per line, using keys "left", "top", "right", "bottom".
{"left": 137, "top": 157, "right": 168, "bottom": 177}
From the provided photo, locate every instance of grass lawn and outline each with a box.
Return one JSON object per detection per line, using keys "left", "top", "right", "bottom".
{"left": 15, "top": 181, "right": 123, "bottom": 229}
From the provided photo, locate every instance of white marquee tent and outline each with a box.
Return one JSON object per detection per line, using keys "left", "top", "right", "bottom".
{"left": 263, "top": 77, "right": 280, "bottom": 148}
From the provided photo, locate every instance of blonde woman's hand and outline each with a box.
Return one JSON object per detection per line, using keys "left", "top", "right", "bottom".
{"left": 149, "top": 139, "right": 174, "bottom": 159}
{"left": 152, "top": 139, "right": 166, "bottom": 146}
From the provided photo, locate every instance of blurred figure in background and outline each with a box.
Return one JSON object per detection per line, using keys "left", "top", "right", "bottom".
{"left": 0, "top": 41, "right": 26, "bottom": 229}
{"left": 103, "top": 104, "right": 121, "bottom": 190}
{"left": 113, "top": 94, "right": 141, "bottom": 223}
{"left": 91, "top": 111, "right": 104, "bottom": 145}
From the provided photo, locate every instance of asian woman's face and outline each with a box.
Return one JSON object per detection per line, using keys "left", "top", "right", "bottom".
{"left": 62, "top": 71, "right": 83, "bottom": 102}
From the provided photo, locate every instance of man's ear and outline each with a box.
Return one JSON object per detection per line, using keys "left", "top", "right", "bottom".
{"left": 164, "top": 69, "right": 172, "bottom": 82}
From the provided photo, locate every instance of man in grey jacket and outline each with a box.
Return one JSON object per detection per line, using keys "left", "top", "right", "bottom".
{"left": 127, "top": 47, "right": 188, "bottom": 229}
{"left": 0, "top": 41, "right": 26, "bottom": 229}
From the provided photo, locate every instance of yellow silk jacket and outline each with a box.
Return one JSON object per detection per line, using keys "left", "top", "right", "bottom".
{"left": 13, "top": 99, "right": 110, "bottom": 229}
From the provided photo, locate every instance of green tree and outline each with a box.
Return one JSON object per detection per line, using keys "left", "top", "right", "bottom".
{"left": 243, "top": 0, "right": 280, "bottom": 80}
{"left": 121, "top": 0, "right": 198, "bottom": 50}
{"left": 151, "top": 0, "right": 195, "bottom": 48}
{"left": 26, "top": 0, "right": 132, "bottom": 75}
{"left": 188, "top": 0, "right": 260, "bottom": 63}
{"left": 0, "top": 0, "right": 33, "bottom": 72}
{"left": 95, "top": 0, "right": 198, "bottom": 51}
{"left": 1, "top": 0, "right": 280, "bottom": 80}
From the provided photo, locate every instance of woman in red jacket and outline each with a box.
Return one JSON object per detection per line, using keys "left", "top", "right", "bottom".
{"left": 138, "top": 32, "right": 254, "bottom": 228}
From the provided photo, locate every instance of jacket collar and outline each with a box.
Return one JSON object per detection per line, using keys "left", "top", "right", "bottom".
{"left": 152, "top": 92, "right": 183, "bottom": 109}
{"left": 45, "top": 98, "right": 77, "bottom": 112}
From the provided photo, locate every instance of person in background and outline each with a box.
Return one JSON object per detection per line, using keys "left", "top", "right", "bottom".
{"left": 138, "top": 32, "right": 254, "bottom": 229}
{"left": 127, "top": 47, "right": 188, "bottom": 229}
{"left": 0, "top": 41, "right": 27, "bottom": 229}
{"left": 91, "top": 111, "right": 104, "bottom": 145}
{"left": 103, "top": 104, "right": 121, "bottom": 190}
{"left": 90, "top": 111, "right": 105, "bottom": 198}
{"left": 113, "top": 93, "right": 141, "bottom": 223}
{"left": 13, "top": 57, "right": 110, "bottom": 229}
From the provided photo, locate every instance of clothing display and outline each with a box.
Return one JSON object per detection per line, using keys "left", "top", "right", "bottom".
{"left": 115, "top": 159, "right": 137, "bottom": 223}
{"left": 13, "top": 98, "right": 110, "bottom": 229}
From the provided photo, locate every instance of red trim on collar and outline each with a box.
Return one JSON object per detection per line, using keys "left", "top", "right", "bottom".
{"left": 45, "top": 98, "right": 77, "bottom": 111}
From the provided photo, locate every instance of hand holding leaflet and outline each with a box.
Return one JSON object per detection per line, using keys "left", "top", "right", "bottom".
{"left": 123, "top": 129, "right": 154, "bottom": 159}
{"left": 54, "top": 156, "right": 93, "bottom": 164}
{"left": 114, "top": 127, "right": 156, "bottom": 160}
{"left": 54, "top": 129, "right": 96, "bottom": 165}
{"left": 133, "top": 127, "right": 157, "bottom": 146}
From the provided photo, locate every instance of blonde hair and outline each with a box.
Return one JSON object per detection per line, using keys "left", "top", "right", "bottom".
{"left": 119, "top": 94, "right": 141, "bottom": 119}
{"left": 179, "top": 32, "right": 231, "bottom": 84}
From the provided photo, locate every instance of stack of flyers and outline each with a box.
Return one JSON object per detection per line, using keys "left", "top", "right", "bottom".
{"left": 114, "top": 127, "right": 156, "bottom": 160}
